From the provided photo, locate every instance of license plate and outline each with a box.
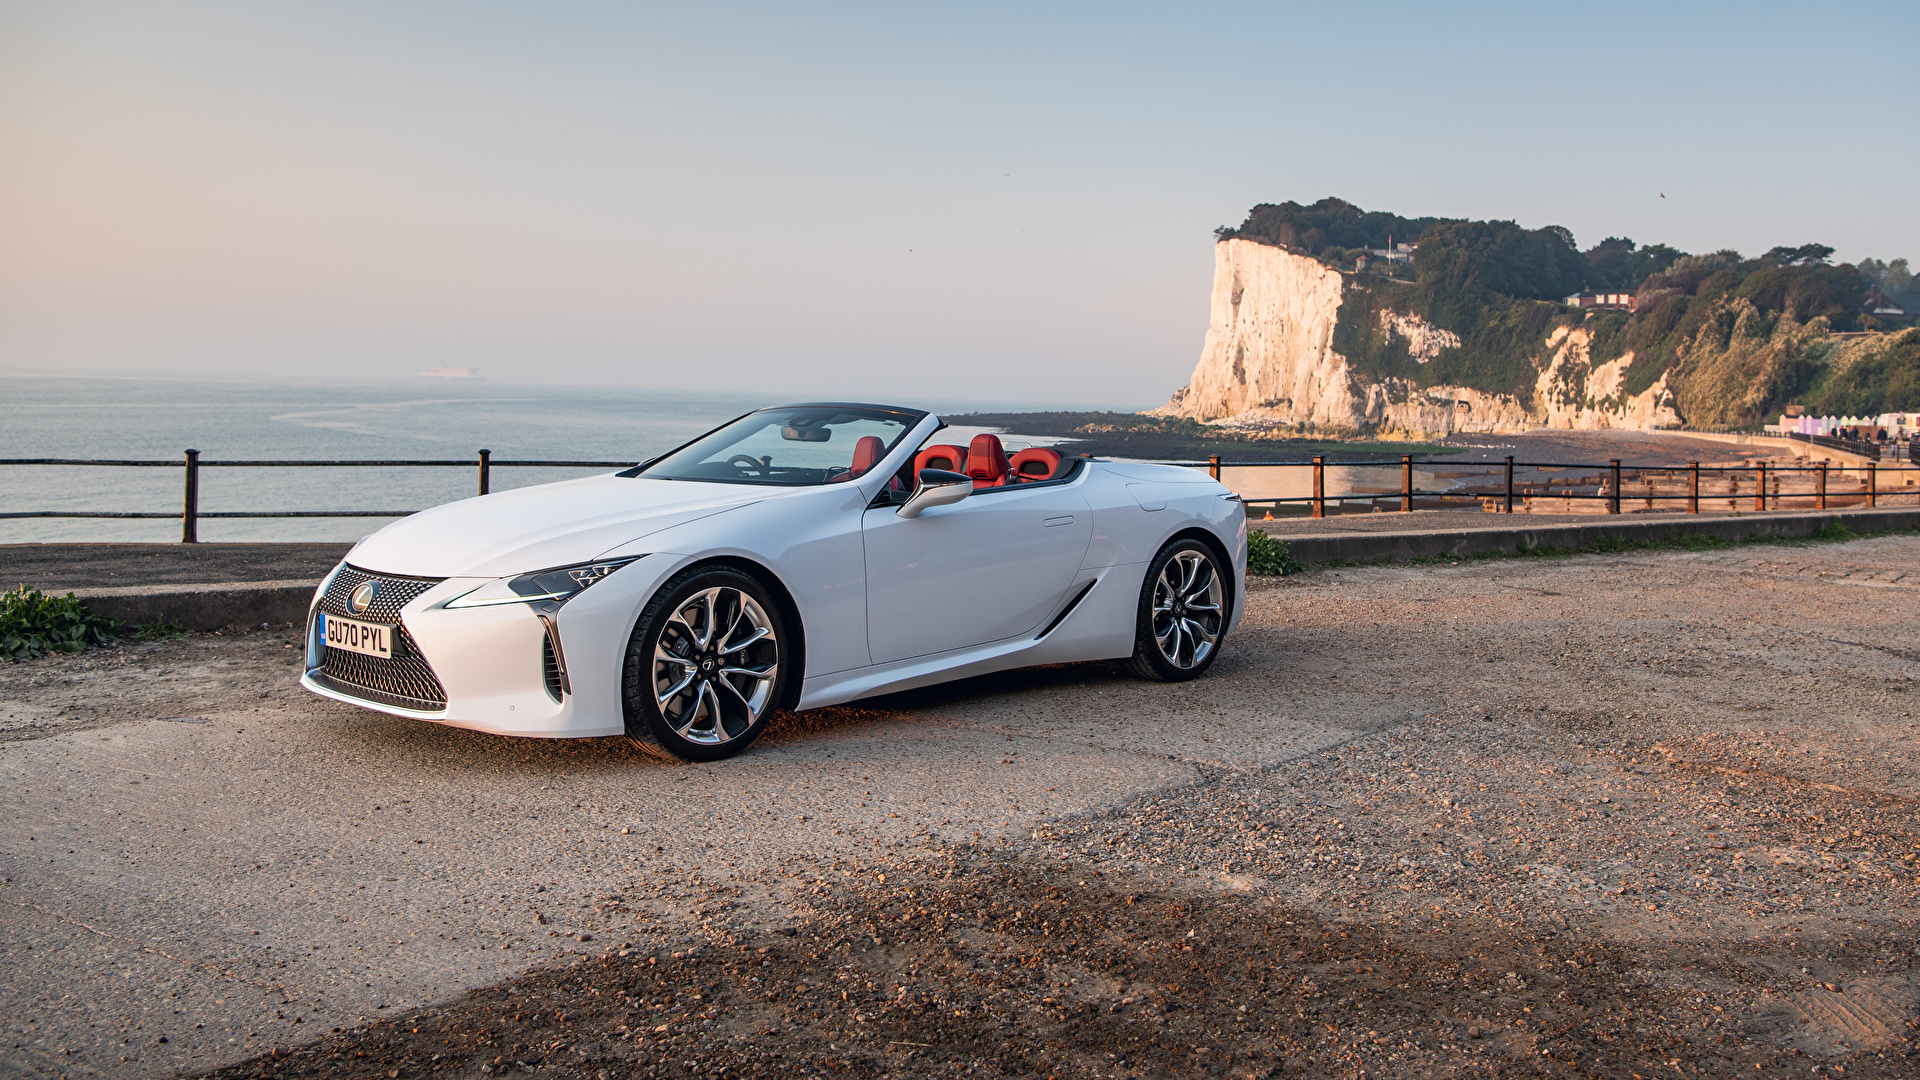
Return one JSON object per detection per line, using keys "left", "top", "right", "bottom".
{"left": 322, "top": 613, "right": 392, "bottom": 659}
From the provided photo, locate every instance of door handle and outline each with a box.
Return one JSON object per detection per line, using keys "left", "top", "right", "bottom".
{"left": 1042, "top": 515, "right": 1074, "bottom": 528}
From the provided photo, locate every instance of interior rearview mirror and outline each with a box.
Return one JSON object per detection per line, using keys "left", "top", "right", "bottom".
{"left": 896, "top": 468, "right": 973, "bottom": 518}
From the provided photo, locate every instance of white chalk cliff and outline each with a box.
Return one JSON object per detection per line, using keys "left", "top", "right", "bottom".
{"left": 1152, "top": 239, "right": 1682, "bottom": 437}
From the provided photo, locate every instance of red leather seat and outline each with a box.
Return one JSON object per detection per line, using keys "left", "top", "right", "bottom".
{"left": 828, "top": 435, "right": 888, "bottom": 485}
{"left": 1008, "top": 447, "right": 1062, "bottom": 482}
{"left": 849, "top": 435, "right": 885, "bottom": 477}
{"left": 913, "top": 444, "right": 968, "bottom": 474}
{"left": 964, "top": 433, "right": 1010, "bottom": 487}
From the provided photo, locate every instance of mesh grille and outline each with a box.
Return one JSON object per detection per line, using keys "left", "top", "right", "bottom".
{"left": 542, "top": 632, "right": 565, "bottom": 702}
{"left": 315, "top": 623, "right": 448, "bottom": 712}
{"left": 314, "top": 566, "right": 449, "bottom": 712}
{"left": 320, "top": 565, "right": 442, "bottom": 623}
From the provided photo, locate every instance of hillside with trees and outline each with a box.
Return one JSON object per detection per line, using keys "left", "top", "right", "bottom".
{"left": 1212, "top": 198, "right": 1918, "bottom": 426}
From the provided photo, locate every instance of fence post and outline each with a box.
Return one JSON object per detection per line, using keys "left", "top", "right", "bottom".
{"left": 1817, "top": 461, "right": 1827, "bottom": 510}
{"left": 1867, "top": 462, "right": 1876, "bottom": 508}
{"left": 1756, "top": 461, "right": 1767, "bottom": 512}
{"left": 181, "top": 449, "right": 200, "bottom": 543}
{"left": 1689, "top": 461, "right": 1700, "bottom": 513}
{"left": 1311, "top": 455, "right": 1325, "bottom": 519}
{"left": 1504, "top": 455, "right": 1515, "bottom": 514}
{"left": 1401, "top": 454, "right": 1412, "bottom": 512}
{"left": 478, "top": 449, "right": 492, "bottom": 496}
{"left": 1207, "top": 454, "right": 1221, "bottom": 482}
{"left": 1609, "top": 459, "right": 1621, "bottom": 515}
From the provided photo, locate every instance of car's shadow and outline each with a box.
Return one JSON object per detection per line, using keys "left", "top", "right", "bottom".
{"left": 308, "top": 659, "right": 1143, "bottom": 774}
{"left": 310, "top": 620, "right": 1301, "bottom": 773}
{"left": 839, "top": 658, "right": 1133, "bottom": 712}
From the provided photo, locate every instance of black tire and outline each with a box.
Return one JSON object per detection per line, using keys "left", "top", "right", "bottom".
{"left": 1125, "top": 537, "right": 1229, "bottom": 682}
{"left": 622, "top": 566, "right": 789, "bottom": 762}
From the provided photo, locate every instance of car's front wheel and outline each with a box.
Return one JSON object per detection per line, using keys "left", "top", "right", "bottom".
{"left": 622, "top": 566, "right": 788, "bottom": 761}
{"left": 1125, "top": 537, "right": 1229, "bottom": 682}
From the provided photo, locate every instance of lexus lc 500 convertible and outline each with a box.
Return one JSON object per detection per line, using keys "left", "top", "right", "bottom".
{"left": 302, "top": 403, "right": 1246, "bottom": 761}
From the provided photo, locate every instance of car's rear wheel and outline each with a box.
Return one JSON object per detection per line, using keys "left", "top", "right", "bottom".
{"left": 1125, "top": 537, "right": 1228, "bottom": 682}
{"left": 622, "top": 566, "right": 788, "bottom": 761}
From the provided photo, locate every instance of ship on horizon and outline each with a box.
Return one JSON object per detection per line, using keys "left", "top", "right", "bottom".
{"left": 416, "top": 366, "right": 485, "bottom": 381}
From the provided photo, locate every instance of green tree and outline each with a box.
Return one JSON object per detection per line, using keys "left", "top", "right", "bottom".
{"left": 1628, "top": 243, "right": 1682, "bottom": 286}
{"left": 1218, "top": 197, "right": 1450, "bottom": 258}
{"left": 1584, "top": 236, "right": 1636, "bottom": 291}
{"left": 1413, "top": 219, "right": 1590, "bottom": 300}
{"left": 1763, "top": 243, "right": 1835, "bottom": 266}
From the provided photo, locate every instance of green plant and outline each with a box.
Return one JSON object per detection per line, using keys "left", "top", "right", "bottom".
{"left": 0, "top": 585, "right": 123, "bottom": 661}
{"left": 132, "top": 617, "right": 189, "bottom": 642}
{"left": 1247, "top": 531, "right": 1304, "bottom": 576}
{"left": 1747, "top": 518, "right": 1858, "bottom": 546}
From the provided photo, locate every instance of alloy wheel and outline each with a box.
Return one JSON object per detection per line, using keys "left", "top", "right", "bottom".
{"left": 651, "top": 587, "right": 779, "bottom": 744}
{"left": 1149, "top": 549, "right": 1223, "bottom": 670}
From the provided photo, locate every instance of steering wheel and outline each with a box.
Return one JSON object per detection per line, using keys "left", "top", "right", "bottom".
{"left": 727, "top": 454, "right": 769, "bottom": 476}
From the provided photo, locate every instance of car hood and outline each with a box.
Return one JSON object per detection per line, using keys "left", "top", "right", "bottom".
{"left": 344, "top": 474, "right": 772, "bottom": 579}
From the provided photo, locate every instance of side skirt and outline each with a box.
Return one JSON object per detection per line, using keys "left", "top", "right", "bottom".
{"left": 795, "top": 563, "right": 1144, "bottom": 709}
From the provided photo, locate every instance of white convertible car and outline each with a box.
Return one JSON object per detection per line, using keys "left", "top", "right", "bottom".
{"left": 302, "top": 404, "right": 1245, "bottom": 761}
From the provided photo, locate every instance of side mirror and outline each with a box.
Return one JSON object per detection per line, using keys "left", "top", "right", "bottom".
{"left": 896, "top": 468, "right": 973, "bottom": 518}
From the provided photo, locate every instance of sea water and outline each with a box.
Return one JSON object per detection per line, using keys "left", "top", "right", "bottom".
{"left": 0, "top": 374, "right": 1008, "bottom": 544}
{"left": 7, "top": 372, "right": 1412, "bottom": 542}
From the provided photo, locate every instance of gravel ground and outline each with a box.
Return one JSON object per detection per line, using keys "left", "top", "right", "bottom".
{"left": 4, "top": 537, "right": 1918, "bottom": 1079}
{"left": 1255, "top": 509, "right": 1691, "bottom": 534}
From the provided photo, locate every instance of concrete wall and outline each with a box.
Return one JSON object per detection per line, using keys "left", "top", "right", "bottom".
{"left": 1272, "top": 508, "right": 1920, "bottom": 566}
{"left": 72, "top": 580, "right": 319, "bottom": 631}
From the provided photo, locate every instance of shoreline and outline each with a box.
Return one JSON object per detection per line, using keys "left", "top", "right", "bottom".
{"left": 959, "top": 412, "right": 1812, "bottom": 466}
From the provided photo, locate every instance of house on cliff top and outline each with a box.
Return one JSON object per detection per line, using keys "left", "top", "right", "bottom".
{"left": 1564, "top": 290, "right": 1635, "bottom": 312}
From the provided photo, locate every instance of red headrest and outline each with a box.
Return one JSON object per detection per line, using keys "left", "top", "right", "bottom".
{"left": 965, "top": 433, "right": 1008, "bottom": 484}
{"left": 914, "top": 444, "right": 968, "bottom": 474}
{"left": 1008, "top": 447, "right": 1062, "bottom": 480}
{"left": 849, "top": 435, "right": 885, "bottom": 477}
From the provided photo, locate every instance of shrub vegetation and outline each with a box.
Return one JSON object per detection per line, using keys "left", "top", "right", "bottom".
{"left": 1246, "top": 531, "right": 1303, "bottom": 576}
{"left": 0, "top": 586, "right": 123, "bottom": 661}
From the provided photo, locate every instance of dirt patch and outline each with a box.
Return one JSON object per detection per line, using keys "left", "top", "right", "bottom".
{"left": 9, "top": 539, "right": 1919, "bottom": 1079}
{"left": 196, "top": 696, "right": 1920, "bottom": 1079}
{"left": 0, "top": 623, "right": 307, "bottom": 740}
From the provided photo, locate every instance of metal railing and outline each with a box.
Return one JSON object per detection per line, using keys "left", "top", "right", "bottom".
{"left": 1175, "top": 454, "right": 1920, "bottom": 519}
{"left": 1782, "top": 431, "right": 1916, "bottom": 461}
{"left": 4, "top": 449, "right": 1917, "bottom": 542}
{"left": 0, "top": 450, "right": 634, "bottom": 542}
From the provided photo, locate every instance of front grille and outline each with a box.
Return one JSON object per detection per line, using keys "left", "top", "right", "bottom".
{"left": 320, "top": 565, "right": 442, "bottom": 622}
{"left": 315, "top": 624, "right": 448, "bottom": 711}
{"left": 542, "top": 632, "right": 565, "bottom": 702}
{"left": 314, "top": 566, "right": 449, "bottom": 712}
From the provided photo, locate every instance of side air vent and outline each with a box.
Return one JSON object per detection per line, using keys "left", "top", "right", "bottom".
{"left": 542, "top": 632, "right": 565, "bottom": 702}
{"left": 1036, "top": 580, "right": 1098, "bottom": 639}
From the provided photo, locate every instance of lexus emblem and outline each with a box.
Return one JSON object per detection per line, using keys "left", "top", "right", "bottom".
{"left": 349, "top": 581, "right": 378, "bottom": 615}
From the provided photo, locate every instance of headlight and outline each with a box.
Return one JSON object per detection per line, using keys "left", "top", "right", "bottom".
{"left": 444, "top": 557, "right": 641, "bottom": 609}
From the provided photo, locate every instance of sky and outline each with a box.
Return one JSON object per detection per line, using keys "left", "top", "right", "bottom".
{"left": 2, "top": 1, "right": 1914, "bottom": 410}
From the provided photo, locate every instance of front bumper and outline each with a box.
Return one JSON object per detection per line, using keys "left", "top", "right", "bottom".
{"left": 299, "top": 556, "right": 677, "bottom": 739}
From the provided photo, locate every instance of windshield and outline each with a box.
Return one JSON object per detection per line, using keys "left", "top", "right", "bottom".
{"left": 637, "top": 405, "right": 925, "bottom": 486}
